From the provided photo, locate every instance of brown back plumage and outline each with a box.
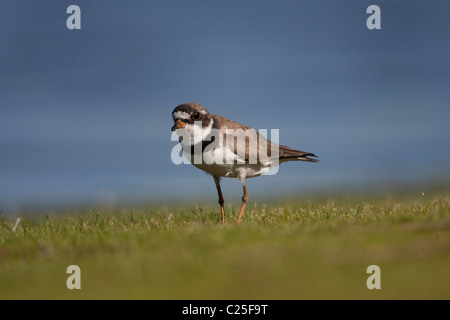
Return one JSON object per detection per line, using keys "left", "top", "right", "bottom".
{"left": 212, "top": 114, "right": 318, "bottom": 163}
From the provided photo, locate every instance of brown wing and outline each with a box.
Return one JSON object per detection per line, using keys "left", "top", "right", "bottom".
{"left": 213, "top": 114, "right": 270, "bottom": 163}
{"left": 212, "top": 114, "right": 318, "bottom": 163}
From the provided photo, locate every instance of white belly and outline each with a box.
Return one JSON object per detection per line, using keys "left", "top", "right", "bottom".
{"left": 182, "top": 145, "right": 275, "bottom": 178}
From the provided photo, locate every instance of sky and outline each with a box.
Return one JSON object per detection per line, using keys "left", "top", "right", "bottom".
{"left": 0, "top": 0, "right": 449, "bottom": 212}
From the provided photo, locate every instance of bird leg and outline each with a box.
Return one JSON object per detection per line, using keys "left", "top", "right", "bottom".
{"left": 236, "top": 180, "right": 249, "bottom": 225}
{"left": 213, "top": 176, "right": 225, "bottom": 223}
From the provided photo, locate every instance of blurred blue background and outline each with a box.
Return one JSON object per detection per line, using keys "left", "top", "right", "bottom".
{"left": 1, "top": 0, "right": 449, "bottom": 212}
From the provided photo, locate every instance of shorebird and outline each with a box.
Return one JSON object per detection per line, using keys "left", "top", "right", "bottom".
{"left": 171, "top": 102, "right": 318, "bottom": 224}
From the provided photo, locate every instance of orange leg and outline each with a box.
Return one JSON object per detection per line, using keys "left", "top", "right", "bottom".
{"left": 236, "top": 184, "right": 249, "bottom": 225}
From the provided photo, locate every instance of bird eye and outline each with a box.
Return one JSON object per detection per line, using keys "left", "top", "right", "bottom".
{"left": 192, "top": 112, "right": 201, "bottom": 120}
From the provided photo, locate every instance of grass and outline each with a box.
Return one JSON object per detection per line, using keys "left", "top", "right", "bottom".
{"left": 0, "top": 190, "right": 449, "bottom": 299}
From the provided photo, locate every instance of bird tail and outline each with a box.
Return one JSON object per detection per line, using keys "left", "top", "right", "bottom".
{"left": 278, "top": 145, "right": 319, "bottom": 163}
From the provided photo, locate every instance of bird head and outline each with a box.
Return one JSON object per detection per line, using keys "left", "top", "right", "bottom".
{"left": 171, "top": 103, "right": 213, "bottom": 145}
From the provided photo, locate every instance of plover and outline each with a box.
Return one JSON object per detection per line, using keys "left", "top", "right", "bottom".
{"left": 171, "top": 103, "right": 318, "bottom": 224}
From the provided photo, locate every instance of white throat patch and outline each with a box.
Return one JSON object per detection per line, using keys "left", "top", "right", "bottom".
{"left": 192, "top": 118, "right": 213, "bottom": 145}
{"left": 176, "top": 118, "right": 214, "bottom": 147}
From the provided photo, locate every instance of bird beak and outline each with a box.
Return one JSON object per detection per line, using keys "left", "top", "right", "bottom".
{"left": 171, "top": 119, "right": 186, "bottom": 131}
